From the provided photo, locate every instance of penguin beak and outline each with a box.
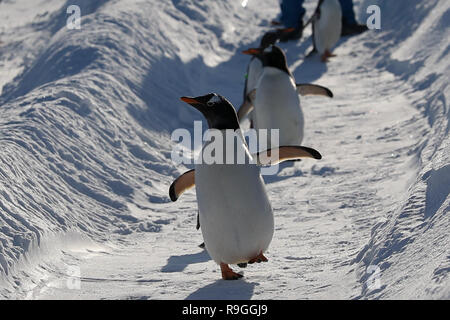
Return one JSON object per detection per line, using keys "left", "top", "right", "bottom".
{"left": 242, "top": 48, "right": 261, "bottom": 55}
{"left": 180, "top": 96, "right": 206, "bottom": 114}
{"left": 180, "top": 97, "right": 200, "bottom": 105}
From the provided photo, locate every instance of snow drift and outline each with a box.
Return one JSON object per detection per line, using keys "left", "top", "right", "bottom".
{"left": 0, "top": 0, "right": 277, "bottom": 298}
{"left": 354, "top": 0, "right": 450, "bottom": 299}
{"left": 0, "top": 0, "right": 448, "bottom": 299}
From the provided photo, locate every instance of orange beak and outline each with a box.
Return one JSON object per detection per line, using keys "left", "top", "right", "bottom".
{"left": 180, "top": 97, "right": 200, "bottom": 104}
{"left": 242, "top": 48, "right": 261, "bottom": 55}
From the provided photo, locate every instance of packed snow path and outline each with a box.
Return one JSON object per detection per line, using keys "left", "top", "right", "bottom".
{"left": 0, "top": 0, "right": 448, "bottom": 299}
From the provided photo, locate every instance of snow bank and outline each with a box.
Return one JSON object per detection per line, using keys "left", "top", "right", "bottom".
{"left": 0, "top": 0, "right": 448, "bottom": 299}
{"left": 0, "top": 0, "right": 276, "bottom": 296}
{"left": 355, "top": 0, "right": 449, "bottom": 299}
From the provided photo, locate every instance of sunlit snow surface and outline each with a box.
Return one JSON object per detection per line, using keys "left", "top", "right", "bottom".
{"left": 0, "top": 0, "right": 448, "bottom": 299}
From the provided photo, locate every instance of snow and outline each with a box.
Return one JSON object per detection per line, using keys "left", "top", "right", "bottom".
{"left": 0, "top": 0, "right": 448, "bottom": 299}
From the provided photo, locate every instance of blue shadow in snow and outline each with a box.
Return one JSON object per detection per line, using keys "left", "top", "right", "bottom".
{"left": 186, "top": 279, "right": 257, "bottom": 300}
{"left": 424, "top": 165, "right": 450, "bottom": 219}
{"left": 292, "top": 53, "right": 328, "bottom": 83}
{"left": 32, "top": 0, "right": 111, "bottom": 35}
{"left": 290, "top": 34, "right": 353, "bottom": 83}
{"left": 161, "top": 250, "right": 211, "bottom": 273}
{"left": 1, "top": 0, "right": 110, "bottom": 103}
{"left": 262, "top": 161, "right": 303, "bottom": 184}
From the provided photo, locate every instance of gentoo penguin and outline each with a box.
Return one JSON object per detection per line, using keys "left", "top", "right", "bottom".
{"left": 312, "top": 0, "right": 342, "bottom": 62}
{"left": 240, "top": 28, "right": 294, "bottom": 127}
{"left": 240, "top": 45, "right": 333, "bottom": 150}
{"left": 169, "top": 93, "right": 322, "bottom": 280}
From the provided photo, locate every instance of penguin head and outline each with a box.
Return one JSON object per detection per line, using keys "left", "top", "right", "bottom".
{"left": 243, "top": 45, "right": 291, "bottom": 76}
{"left": 260, "top": 28, "right": 295, "bottom": 49}
{"left": 259, "top": 31, "right": 279, "bottom": 49}
{"left": 180, "top": 93, "right": 240, "bottom": 130}
{"left": 261, "top": 45, "right": 291, "bottom": 75}
{"left": 243, "top": 28, "right": 295, "bottom": 56}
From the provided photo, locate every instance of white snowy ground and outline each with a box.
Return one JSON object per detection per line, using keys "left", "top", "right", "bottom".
{"left": 0, "top": 0, "right": 448, "bottom": 300}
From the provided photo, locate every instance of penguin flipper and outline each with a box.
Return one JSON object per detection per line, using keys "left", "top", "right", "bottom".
{"left": 196, "top": 211, "right": 200, "bottom": 230}
{"left": 237, "top": 99, "right": 254, "bottom": 121}
{"left": 169, "top": 169, "right": 195, "bottom": 202}
{"left": 237, "top": 90, "right": 256, "bottom": 121}
{"left": 315, "top": 0, "right": 323, "bottom": 19}
{"left": 254, "top": 146, "right": 322, "bottom": 166}
{"left": 247, "top": 89, "right": 257, "bottom": 103}
{"left": 296, "top": 84, "right": 333, "bottom": 98}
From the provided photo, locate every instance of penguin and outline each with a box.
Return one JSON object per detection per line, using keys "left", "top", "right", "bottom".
{"left": 240, "top": 45, "right": 333, "bottom": 150}
{"left": 312, "top": 0, "right": 342, "bottom": 62}
{"left": 239, "top": 28, "right": 294, "bottom": 127}
{"left": 169, "top": 93, "right": 322, "bottom": 280}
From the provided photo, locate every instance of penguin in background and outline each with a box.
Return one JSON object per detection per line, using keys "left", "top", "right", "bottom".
{"left": 240, "top": 28, "right": 294, "bottom": 128}
{"left": 312, "top": 0, "right": 342, "bottom": 62}
{"left": 169, "top": 93, "right": 322, "bottom": 280}
{"left": 239, "top": 45, "right": 333, "bottom": 150}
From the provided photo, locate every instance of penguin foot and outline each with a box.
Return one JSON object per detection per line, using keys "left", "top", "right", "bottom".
{"left": 237, "top": 263, "right": 248, "bottom": 268}
{"left": 321, "top": 50, "right": 336, "bottom": 63}
{"left": 220, "top": 263, "right": 243, "bottom": 280}
{"left": 248, "top": 252, "right": 269, "bottom": 264}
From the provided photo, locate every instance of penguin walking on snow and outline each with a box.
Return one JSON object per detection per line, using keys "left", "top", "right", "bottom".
{"left": 312, "top": 0, "right": 342, "bottom": 62}
{"left": 169, "top": 93, "right": 322, "bottom": 280}
{"left": 239, "top": 45, "right": 333, "bottom": 150}
{"left": 241, "top": 28, "right": 294, "bottom": 128}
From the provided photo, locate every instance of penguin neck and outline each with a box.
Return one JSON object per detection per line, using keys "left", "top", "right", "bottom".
{"left": 263, "top": 66, "right": 293, "bottom": 79}
{"left": 202, "top": 128, "right": 249, "bottom": 157}
{"left": 250, "top": 55, "right": 263, "bottom": 64}
{"left": 207, "top": 120, "right": 240, "bottom": 131}
{"left": 249, "top": 56, "right": 263, "bottom": 68}
{"left": 263, "top": 63, "right": 292, "bottom": 78}
{"left": 213, "top": 128, "right": 246, "bottom": 141}
{"left": 321, "top": 0, "right": 340, "bottom": 12}
{"left": 205, "top": 110, "right": 240, "bottom": 131}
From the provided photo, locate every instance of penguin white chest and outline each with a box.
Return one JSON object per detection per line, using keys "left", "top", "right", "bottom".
{"left": 314, "top": 0, "right": 342, "bottom": 54}
{"left": 254, "top": 67, "right": 305, "bottom": 148}
{"left": 246, "top": 58, "right": 263, "bottom": 95}
{"left": 195, "top": 135, "right": 274, "bottom": 265}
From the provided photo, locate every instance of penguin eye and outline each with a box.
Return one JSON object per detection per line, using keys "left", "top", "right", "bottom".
{"left": 206, "top": 94, "right": 221, "bottom": 106}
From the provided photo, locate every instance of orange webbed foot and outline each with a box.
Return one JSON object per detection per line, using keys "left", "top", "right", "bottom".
{"left": 327, "top": 50, "right": 337, "bottom": 58}
{"left": 248, "top": 252, "right": 268, "bottom": 264}
{"left": 220, "top": 263, "right": 243, "bottom": 280}
{"left": 321, "top": 50, "right": 336, "bottom": 62}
